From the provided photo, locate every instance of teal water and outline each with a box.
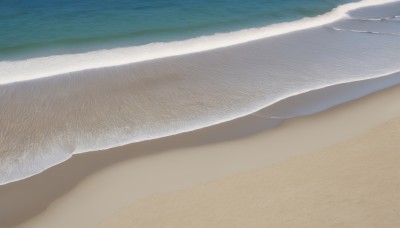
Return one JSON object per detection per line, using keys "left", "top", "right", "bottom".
{"left": 0, "top": 0, "right": 357, "bottom": 60}
{"left": 1, "top": 0, "right": 400, "bottom": 187}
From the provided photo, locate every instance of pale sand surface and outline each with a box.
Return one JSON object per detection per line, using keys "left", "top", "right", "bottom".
{"left": 11, "top": 85, "right": 400, "bottom": 228}
{"left": 2, "top": 0, "right": 400, "bottom": 186}
{"left": 98, "top": 111, "right": 400, "bottom": 228}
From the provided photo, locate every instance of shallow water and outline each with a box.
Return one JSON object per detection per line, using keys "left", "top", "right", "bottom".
{"left": 0, "top": 0, "right": 400, "bottom": 185}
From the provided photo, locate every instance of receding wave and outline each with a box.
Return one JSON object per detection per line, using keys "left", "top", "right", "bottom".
{"left": 348, "top": 14, "right": 400, "bottom": 21}
{"left": 0, "top": 0, "right": 398, "bottom": 85}
{"left": 327, "top": 26, "right": 400, "bottom": 35}
{"left": 1, "top": 0, "right": 400, "bottom": 185}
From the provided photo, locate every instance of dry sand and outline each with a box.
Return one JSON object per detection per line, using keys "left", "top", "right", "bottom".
{"left": 98, "top": 109, "right": 400, "bottom": 228}
{"left": 1, "top": 3, "right": 400, "bottom": 227}
{"left": 7, "top": 85, "right": 400, "bottom": 228}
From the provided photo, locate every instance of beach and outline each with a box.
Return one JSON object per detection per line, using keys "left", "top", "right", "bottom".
{"left": 2, "top": 76, "right": 399, "bottom": 228}
{"left": 1, "top": 0, "right": 400, "bottom": 227}
{"left": 2, "top": 0, "right": 400, "bottom": 186}
{"left": 98, "top": 96, "right": 400, "bottom": 228}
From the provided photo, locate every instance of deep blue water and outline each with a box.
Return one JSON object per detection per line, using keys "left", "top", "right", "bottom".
{"left": 0, "top": 0, "right": 357, "bottom": 60}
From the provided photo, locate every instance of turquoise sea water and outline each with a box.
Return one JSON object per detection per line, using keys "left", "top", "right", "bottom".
{"left": 1, "top": 0, "right": 400, "bottom": 187}
{"left": 0, "top": 0, "right": 357, "bottom": 60}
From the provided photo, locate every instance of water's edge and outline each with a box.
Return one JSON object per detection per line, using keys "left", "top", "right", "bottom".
{"left": 1, "top": 0, "right": 400, "bottom": 185}
{"left": 0, "top": 0, "right": 396, "bottom": 85}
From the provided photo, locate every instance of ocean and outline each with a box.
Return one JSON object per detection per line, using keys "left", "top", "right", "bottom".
{"left": 1, "top": 0, "right": 400, "bottom": 185}
{"left": 1, "top": 0, "right": 356, "bottom": 60}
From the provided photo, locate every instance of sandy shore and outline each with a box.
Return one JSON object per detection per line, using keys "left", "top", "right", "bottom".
{"left": 98, "top": 101, "right": 400, "bottom": 228}
{"left": 2, "top": 83, "right": 399, "bottom": 228}
{"left": 1, "top": 2, "right": 400, "bottom": 228}
{"left": 2, "top": 1, "right": 400, "bottom": 186}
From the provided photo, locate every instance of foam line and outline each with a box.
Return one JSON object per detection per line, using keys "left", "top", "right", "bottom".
{"left": 1, "top": 0, "right": 400, "bottom": 185}
{"left": 348, "top": 15, "right": 400, "bottom": 21}
{"left": 0, "top": 0, "right": 398, "bottom": 85}
{"left": 327, "top": 26, "right": 400, "bottom": 36}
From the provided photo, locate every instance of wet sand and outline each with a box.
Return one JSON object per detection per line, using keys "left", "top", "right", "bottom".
{"left": 4, "top": 84, "right": 400, "bottom": 228}
{"left": 1, "top": 2, "right": 400, "bottom": 227}
{"left": 2, "top": 1, "right": 400, "bottom": 186}
{"left": 98, "top": 102, "right": 400, "bottom": 228}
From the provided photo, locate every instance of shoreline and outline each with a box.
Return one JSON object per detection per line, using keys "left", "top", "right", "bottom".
{"left": 2, "top": 1, "right": 400, "bottom": 227}
{"left": 99, "top": 103, "right": 400, "bottom": 228}
{"left": 0, "top": 0, "right": 397, "bottom": 85}
{"left": 1, "top": 71, "right": 400, "bottom": 186}
{"left": 1, "top": 0, "right": 400, "bottom": 185}
{"left": 2, "top": 83, "right": 400, "bottom": 228}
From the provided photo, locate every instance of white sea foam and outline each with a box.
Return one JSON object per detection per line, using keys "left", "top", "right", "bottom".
{"left": 328, "top": 26, "right": 400, "bottom": 35}
{"left": 348, "top": 16, "right": 400, "bottom": 21}
{"left": 1, "top": 0, "right": 400, "bottom": 185}
{"left": 0, "top": 0, "right": 398, "bottom": 85}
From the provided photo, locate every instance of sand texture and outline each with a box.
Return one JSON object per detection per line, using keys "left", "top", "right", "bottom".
{"left": 98, "top": 114, "right": 400, "bottom": 228}
{"left": 2, "top": 85, "right": 399, "bottom": 228}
